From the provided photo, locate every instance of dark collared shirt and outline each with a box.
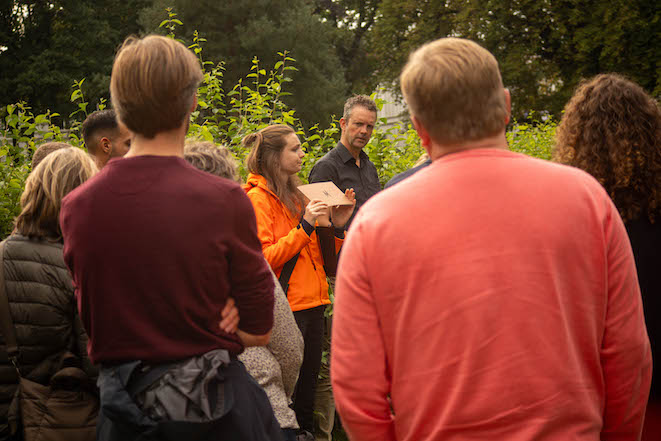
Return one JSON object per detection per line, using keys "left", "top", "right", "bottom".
{"left": 308, "top": 142, "right": 381, "bottom": 228}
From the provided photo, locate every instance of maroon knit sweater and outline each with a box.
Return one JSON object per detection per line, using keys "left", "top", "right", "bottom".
{"left": 60, "top": 155, "right": 274, "bottom": 364}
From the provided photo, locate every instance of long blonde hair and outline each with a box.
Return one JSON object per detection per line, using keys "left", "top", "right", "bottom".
{"left": 15, "top": 147, "right": 98, "bottom": 240}
{"left": 244, "top": 124, "right": 306, "bottom": 217}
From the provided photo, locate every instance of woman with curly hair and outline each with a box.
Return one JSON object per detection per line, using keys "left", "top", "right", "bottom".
{"left": 553, "top": 73, "right": 661, "bottom": 439}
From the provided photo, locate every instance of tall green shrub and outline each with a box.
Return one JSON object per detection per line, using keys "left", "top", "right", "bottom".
{"left": 0, "top": 14, "right": 558, "bottom": 238}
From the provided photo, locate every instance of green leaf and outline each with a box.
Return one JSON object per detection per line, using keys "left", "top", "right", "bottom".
{"left": 258, "top": 69, "right": 266, "bottom": 75}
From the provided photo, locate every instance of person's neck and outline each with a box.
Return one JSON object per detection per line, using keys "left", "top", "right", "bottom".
{"left": 340, "top": 139, "right": 361, "bottom": 161}
{"left": 428, "top": 132, "right": 508, "bottom": 161}
{"left": 124, "top": 126, "right": 187, "bottom": 158}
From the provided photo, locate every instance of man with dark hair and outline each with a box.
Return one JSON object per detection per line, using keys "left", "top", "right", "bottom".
{"left": 60, "top": 35, "right": 280, "bottom": 440}
{"left": 309, "top": 95, "right": 380, "bottom": 229}
{"left": 305, "top": 95, "right": 381, "bottom": 441}
{"left": 81, "top": 109, "right": 131, "bottom": 168}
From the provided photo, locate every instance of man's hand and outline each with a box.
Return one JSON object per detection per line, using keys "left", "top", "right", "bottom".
{"left": 331, "top": 188, "right": 357, "bottom": 228}
{"left": 218, "top": 297, "right": 239, "bottom": 334}
{"left": 218, "top": 297, "right": 271, "bottom": 346}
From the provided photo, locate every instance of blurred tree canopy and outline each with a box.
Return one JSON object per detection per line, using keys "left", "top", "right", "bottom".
{"left": 0, "top": 0, "right": 149, "bottom": 119}
{"left": 367, "top": 0, "right": 660, "bottom": 119}
{"left": 1, "top": 0, "right": 658, "bottom": 125}
{"left": 139, "top": 0, "right": 349, "bottom": 127}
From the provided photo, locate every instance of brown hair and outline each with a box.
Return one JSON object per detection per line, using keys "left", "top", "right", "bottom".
{"left": 184, "top": 140, "right": 239, "bottom": 182}
{"left": 400, "top": 38, "right": 508, "bottom": 144}
{"left": 31, "top": 142, "right": 70, "bottom": 169}
{"left": 553, "top": 73, "right": 661, "bottom": 223}
{"left": 81, "top": 109, "right": 119, "bottom": 153}
{"left": 110, "top": 35, "right": 203, "bottom": 138}
{"left": 16, "top": 147, "right": 98, "bottom": 240}
{"left": 244, "top": 125, "right": 305, "bottom": 216}
{"left": 343, "top": 95, "right": 377, "bottom": 120}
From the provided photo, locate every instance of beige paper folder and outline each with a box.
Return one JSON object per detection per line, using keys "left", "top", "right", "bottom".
{"left": 298, "top": 182, "right": 353, "bottom": 206}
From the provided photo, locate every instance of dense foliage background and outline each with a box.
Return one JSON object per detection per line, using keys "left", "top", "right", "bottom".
{"left": 0, "top": 11, "right": 556, "bottom": 238}
{"left": 1, "top": 1, "right": 659, "bottom": 126}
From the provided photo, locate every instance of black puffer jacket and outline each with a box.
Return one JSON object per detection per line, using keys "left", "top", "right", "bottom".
{"left": 0, "top": 234, "right": 96, "bottom": 440}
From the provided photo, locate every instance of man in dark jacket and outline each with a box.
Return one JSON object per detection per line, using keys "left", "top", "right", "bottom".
{"left": 309, "top": 95, "right": 381, "bottom": 230}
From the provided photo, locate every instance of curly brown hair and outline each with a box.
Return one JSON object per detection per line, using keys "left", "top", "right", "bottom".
{"left": 553, "top": 73, "right": 661, "bottom": 223}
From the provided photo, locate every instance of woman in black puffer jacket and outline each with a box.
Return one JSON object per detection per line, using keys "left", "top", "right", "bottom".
{"left": 0, "top": 147, "right": 99, "bottom": 440}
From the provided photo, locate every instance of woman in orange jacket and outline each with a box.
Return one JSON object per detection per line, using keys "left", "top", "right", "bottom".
{"left": 243, "top": 124, "right": 355, "bottom": 439}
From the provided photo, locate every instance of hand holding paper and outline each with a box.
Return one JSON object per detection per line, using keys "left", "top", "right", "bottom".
{"left": 330, "top": 188, "right": 356, "bottom": 228}
{"left": 298, "top": 182, "right": 354, "bottom": 206}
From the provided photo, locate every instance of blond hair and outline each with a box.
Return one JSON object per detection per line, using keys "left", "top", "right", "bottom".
{"left": 15, "top": 147, "right": 98, "bottom": 240}
{"left": 184, "top": 140, "right": 239, "bottom": 182}
{"left": 110, "top": 35, "right": 203, "bottom": 139}
{"left": 400, "top": 38, "right": 508, "bottom": 144}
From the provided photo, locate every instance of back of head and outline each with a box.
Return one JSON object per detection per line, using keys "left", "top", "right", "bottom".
{"left": 110, "top": 35, "right": 203, "bottom": 139}
{"left": 31, "top": 142, "right": 71, "bottom": 169}
{"left": 400, "top": 38, "right": 508, "bottom": 144}
{"left": 244, "top": 124, "right": 296, "bottom": 180}
{"left": 554, "top": 74, "right": 661, "bottom": 223}
{"left": 15, "top": 147, "right": 98, "bottom": 240}
{"left": 184, "top": 140, "right": 239, "bottom": 182}
{"left": 81, "top": 110, "right": 118, "bottom": 154}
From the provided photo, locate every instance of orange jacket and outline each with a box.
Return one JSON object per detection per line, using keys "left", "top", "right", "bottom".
{"left": 245, "top": 173, "right": 340, "bottom": 312}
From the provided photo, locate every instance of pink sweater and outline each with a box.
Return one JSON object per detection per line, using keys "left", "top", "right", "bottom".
{"left": 331, "top": 149, "right": 651, "bottom": 441}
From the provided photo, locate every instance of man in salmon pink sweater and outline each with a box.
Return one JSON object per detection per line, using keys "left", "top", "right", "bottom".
{"left": 331, "top": 37, "right": 651, "bottom": 441}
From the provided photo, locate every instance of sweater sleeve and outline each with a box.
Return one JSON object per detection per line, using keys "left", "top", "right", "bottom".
{"left": 247, "top": 190, "right": 311, "bottom": 272}
{"left": 331, "top": 218, "right": 396, "bottom": 441}
{"left": 600, "top": 201, "right": 652, "bottom": 440}
{"left": 228, "top": 188, "right": 275, "bottom": 336}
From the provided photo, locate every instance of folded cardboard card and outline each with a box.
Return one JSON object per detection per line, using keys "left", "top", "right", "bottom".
{"left": 298, "top": 182, "right": 353, "bottom": 206}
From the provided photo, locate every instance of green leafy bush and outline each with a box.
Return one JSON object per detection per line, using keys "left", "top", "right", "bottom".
{"left": 507, "top": 116, "right": 556, "bottom": 160}
{"left": 0, "top": 13, "right": 558, "bottom": 239}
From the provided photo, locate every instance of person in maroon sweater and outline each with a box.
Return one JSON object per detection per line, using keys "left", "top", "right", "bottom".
{"left": 60, "top": 35, "right": 281, "bottom": 441}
